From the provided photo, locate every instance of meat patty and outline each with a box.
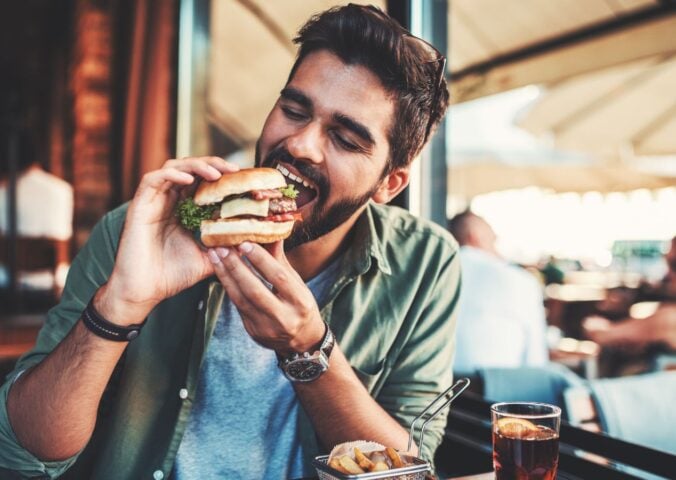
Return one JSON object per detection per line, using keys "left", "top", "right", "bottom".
{"left": 269, "top": 197, "right": 298, "bottom": 214}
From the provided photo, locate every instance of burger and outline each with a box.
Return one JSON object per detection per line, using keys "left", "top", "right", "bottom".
{"left": 176, "top": 168, "right": 301, "bottom": 247}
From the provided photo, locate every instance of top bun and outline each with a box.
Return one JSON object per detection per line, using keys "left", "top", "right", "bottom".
{"left": 194, "top": 168, "right": 287, "bottom": 206}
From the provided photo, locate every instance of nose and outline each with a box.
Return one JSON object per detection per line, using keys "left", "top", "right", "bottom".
{"left": 285, "top": 122, "right": 324, "bottom": 165}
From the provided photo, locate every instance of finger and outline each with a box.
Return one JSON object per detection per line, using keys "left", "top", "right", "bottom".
{"left": 163, "top": 158, "right": 222, "bottom": 181}
{"left": 208, "top": 247, "right": 279, "bottom": 317}
{"left": 264, "top": 240, "right": 303, "bottom": 282}
{"left": 207, "top": 248, "right": 253, "bottom": 309}
{"left": 166, "top": 156, "right": 239, "bottom": 176}
{"left": 136, "top": 168, "right": 195, "bottom": 203}
{"left": 265, "top": 240, "right": 285, "bottom": 261}
{"left": 237, "top": 242, "right": 300, "bottom": 299}
{"left": 199, "top": 156, "right": 240, "bottom": 173}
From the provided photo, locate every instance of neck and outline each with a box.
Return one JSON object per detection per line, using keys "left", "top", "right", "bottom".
{"left": 286, "top": 207, "right": 365, "bottom": 280}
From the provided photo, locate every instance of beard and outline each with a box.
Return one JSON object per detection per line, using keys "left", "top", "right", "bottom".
{"left": 255, "top": 142, "right": 381, "bottom": 250}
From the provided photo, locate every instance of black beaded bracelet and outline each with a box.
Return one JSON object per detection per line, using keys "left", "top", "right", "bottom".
{"left": 81, "top": 299, "right": 144, "bottom": 342}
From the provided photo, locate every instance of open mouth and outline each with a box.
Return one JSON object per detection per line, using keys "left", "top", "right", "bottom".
{"left": 276, "top": 164, "right": 318, "bottom": 208}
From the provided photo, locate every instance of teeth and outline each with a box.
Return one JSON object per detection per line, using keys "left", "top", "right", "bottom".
{"left": 276, "top": 164, "right": 315, "bottom": 190}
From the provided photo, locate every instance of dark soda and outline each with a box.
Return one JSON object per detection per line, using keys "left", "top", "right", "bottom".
{"left": 493, "top": 425, "right": 559, "bottom": 480}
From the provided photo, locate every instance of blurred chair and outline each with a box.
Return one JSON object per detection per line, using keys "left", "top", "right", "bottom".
{"left": 0, "top": 163, "right": 73, "bottom": 308}
{"left": 456, "top": 363, "right": 585, "bottom": 420}
{"left": 564, "top": 371, "right": 676, "bottom": 454}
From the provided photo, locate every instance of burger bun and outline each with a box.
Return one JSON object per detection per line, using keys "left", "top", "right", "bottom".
{"left": 200, "top": 218, "right": 295, "bottom": 247}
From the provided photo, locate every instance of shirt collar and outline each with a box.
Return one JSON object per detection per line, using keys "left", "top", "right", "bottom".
{"left": 341, "top": 202, "right": 392, "bottom": 277}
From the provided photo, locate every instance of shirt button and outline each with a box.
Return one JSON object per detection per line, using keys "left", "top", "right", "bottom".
{"left": 197, "top": 300, "right": 204, "bottom": 311}
{"left": 179, "top": 388, "right": 189, "bottom": 399}
{"left": 153, "top": 470, "right": 164, "bottom": 480}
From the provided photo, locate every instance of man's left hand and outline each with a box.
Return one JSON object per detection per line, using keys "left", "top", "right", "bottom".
{"left": 207, "top": 241, "right": 326, "bottom": 354}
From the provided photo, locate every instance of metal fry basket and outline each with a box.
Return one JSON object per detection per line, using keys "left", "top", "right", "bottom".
{"left": 313, "top": 378, "right": 470, "bottom": 480}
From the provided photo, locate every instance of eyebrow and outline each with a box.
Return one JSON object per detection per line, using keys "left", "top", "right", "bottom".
{"left": 280, "top": 87, "right": 312, "bottom": 110}
{"left": 333, "top": 113, "right": 375, "bottom": 147}
{"left": 280, "top": 87, "right": 376, "bottom": 148}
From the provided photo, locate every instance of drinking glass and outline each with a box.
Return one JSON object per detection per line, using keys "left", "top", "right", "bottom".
{"left": 491, "top": 402, "right": 561, "bottom": 480}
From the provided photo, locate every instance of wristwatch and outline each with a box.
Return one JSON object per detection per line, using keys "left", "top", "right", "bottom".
{"left": 277, "top": 322, "right": 335, "bottom": 383}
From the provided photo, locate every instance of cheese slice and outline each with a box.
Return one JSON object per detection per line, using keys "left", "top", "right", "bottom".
{"left": 219, "top": 197, "right": 269, "bottom": 219}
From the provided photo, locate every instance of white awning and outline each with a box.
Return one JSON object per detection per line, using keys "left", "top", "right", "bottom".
{"left": 449, "top": 0, "right": 675, "bottom": 103}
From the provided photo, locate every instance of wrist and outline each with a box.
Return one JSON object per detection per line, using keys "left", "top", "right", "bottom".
{"left": 281, "top": 320, "right": 327, "bottom": 356}
{"left": 93, "top": 281, "right": 155, "bottom": 327}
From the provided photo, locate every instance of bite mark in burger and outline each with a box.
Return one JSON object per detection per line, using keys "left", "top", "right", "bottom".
{"left": 176, "top": 168, "right": 302, "bottom": 247}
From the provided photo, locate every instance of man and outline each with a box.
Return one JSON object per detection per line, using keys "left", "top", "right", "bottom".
{"left": 0, "top": 5, "right": 459, "bottom": 479}
{"left": 448, "top": 210, "right": 548, "bottom": 372}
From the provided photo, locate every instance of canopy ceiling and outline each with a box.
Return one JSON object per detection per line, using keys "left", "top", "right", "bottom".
{"left": 518, "top": 54, "right": 676, "bottom": 158}
{"left": 449, "top": 0, "right": 676, "bottom": 103}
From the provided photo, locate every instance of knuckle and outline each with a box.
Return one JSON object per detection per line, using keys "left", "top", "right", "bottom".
{"left": 140, "top": 171, "right": 155, "bottom": 184}
{"left": 223, "top": 259, "right": 238, "bottom": 273}
{"left": 272, "top": 270, "right": 288, "bottom": 285}
{"left": 298, "top": 297, "right": 314, "bottom": 314}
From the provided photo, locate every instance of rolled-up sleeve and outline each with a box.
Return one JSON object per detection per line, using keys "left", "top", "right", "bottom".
{"left": 0, "top": 205, "right": 125, "bottom": 478}
{"left": 0, "top": 370, "right": 79, "bottom": 479}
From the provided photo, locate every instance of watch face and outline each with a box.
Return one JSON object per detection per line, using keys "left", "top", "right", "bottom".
{"left": 286, "top": 360, "right": 326, "bottom": 382}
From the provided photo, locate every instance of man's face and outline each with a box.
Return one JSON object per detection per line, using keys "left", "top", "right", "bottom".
{"left": 255, "top": 50, "right": 395, "bottom": 249}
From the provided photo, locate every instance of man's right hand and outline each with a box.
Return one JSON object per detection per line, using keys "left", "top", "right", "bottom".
{"left": 97, "top": 157, "right": 239, "bottom": 325}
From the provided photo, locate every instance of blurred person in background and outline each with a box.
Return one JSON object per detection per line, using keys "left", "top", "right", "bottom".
{"left": 448, "top": 210, "right": 548, "bottom": 372}
{"left": 583, "top": 236, "right": 676, "bottom": 374}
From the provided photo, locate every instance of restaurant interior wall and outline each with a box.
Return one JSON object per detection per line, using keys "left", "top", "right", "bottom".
{"left": 1, "top": 0, "right": 178, "bottom": 326}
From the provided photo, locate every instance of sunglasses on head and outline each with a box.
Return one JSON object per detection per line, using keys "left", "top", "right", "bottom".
{"left": 355, "top": 4, "right": 447, "bottom": 142}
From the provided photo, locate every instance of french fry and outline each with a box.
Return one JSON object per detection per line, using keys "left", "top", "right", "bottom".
{"left": 371, "top": 461, "right": 389, "bottom": 471}
{"left": 338, "top": 455, "right": 365, "bottom": 474}
{"left": 354, "top": 447, "right": 375, "bottom": 471}
{"left": 328, "top": 457, "right": 350, "bottom": 474}
{"left": 385, "top": 446, "right": 405, "bottom": 469}
{"left": 369, "top": 451, "right": 389, "bottom": 465}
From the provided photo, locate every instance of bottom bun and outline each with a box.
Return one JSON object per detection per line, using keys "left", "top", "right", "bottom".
{"left": 200, "top": 218, "right": 295, "bottom": 247}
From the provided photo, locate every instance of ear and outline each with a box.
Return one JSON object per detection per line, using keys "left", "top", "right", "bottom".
{"left": 371, "top": 167, "right": 410, "bottom": 204}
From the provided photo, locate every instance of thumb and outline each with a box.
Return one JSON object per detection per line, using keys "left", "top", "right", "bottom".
{"left": 266, "top": 240, "right": 288, "bottom": 264}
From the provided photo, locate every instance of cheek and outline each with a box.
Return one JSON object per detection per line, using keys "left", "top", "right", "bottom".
{"left": 260, "top": 109, "right": 288, "bottom": 146}
{"left": 326, "top": 162, "right": 380, "bottom": 199}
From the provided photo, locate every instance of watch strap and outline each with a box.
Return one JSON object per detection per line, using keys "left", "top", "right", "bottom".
{"left": 277, "top": 321, "right": 335, "bottom": 368}
{"left": 81, "top": 298, "right": 145, "bottom": 342}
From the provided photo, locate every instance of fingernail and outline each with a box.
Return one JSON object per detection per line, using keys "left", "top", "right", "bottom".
{"left": 207, "top": 249, "right": 220, "bottom": 264}
{"left": 239, "top": 242, "right": 253, "bottom": 253}
{"left": 216, "top": 247, "right": 230, "bottom": 259}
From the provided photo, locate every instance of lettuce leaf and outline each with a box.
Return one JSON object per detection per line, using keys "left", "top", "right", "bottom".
{"left": 176, "top": 198, "right": 218, "bottom": 231}
{"left": 279, "top": 184, "right": 299, "bottom": 199}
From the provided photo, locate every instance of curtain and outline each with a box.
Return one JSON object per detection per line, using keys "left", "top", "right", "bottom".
{"left": 112, "top": 0, "right": 178, "bottom": 203}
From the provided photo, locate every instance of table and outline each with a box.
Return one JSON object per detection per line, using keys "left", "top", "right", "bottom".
{"left": 437, "top": 393, "right": 675, "bottom": 479}
{"left": 449, "top": 474, "right": 492, "bottom": 480}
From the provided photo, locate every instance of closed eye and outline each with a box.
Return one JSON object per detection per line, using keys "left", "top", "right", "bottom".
{"left": 281, "top": 105, "right": 308, "bottom": 121}
{"left": 331, "top": 131, "right": 362, "bottom": 152}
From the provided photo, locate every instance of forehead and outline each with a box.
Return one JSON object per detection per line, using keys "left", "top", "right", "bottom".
{"left": 287, "top": 50, "right": 395, "bottom": 146}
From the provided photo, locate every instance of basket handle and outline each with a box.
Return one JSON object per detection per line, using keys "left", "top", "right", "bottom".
{"left": 407, "top": 377, "right": 471, "bottom": 455}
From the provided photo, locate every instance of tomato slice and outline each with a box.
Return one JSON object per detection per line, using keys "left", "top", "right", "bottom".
{"left": 263, "top": 211, "right": 302, "bottom": 222}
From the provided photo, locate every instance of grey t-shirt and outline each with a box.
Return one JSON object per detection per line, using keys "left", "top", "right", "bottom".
{"left": 174, "top": 257, "right": 340, "bottom": 479}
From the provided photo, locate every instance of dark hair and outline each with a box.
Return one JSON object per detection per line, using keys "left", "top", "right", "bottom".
{"left": 447, "top": 209, "right": 477, "bottom": 245}
{"left": 288, "top": 4, "right": 449, "bottom": 174}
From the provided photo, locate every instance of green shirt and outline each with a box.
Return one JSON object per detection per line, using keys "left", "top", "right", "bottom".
{"left": 0, "top": 202, "right": 460, "bottom": 479}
